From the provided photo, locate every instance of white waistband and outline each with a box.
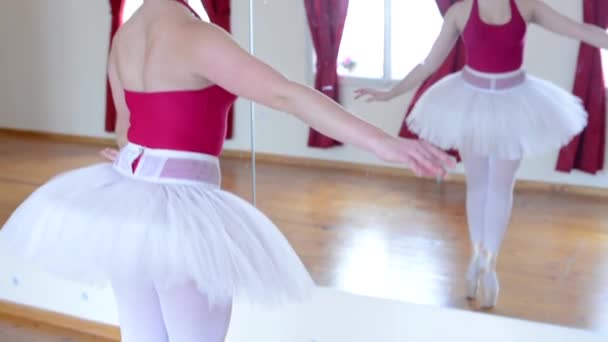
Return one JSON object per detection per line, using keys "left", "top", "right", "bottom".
{"left": 123, "top": 142, "right": 220, "bottom": 163}
{"left": 112, "top": 143, "right": 221, "bottom": 186}
{"left": 463, "top": 66, "right": 525, "bottom": 79}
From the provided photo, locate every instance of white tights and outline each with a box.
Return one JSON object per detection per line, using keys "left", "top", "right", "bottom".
{"left": 110, "top": 275, "right": 232, "bottom": 342}
{"left": 461, "top": 151, "right": 521, "bottom": 253}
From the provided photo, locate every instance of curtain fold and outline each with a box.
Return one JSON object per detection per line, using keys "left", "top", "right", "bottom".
{"left": 304, "top": 0, "right": 350, "bottom": 148}
{"left": 556, "top": 0, "right": 607, "bottom": 174}
{"left": 104, "top": 0, "right": 126, "bottom": 132}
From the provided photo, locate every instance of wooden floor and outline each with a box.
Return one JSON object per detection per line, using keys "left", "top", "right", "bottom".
{"left": 1, "top": 133, "right": 608, "bottom": 341}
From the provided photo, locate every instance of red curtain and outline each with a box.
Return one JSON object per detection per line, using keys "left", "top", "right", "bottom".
{"left": 556, "top": 0, "right": 607, "bottom": 174}
{"left": 104, "top": 0, "right": 126, "bottom": 132}
{"left": 304, "top": 0, "right": 349, "bottom": 148}
{"left": 398, "top": 0, "right": 464, "bottom": 159}
{"left": 201, "top": 0, "right": 234, "bottom": 139}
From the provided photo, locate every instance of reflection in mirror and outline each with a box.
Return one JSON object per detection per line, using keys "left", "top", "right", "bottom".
{"left": 247, "top": 0, "right": 608, "bottom": 337}
{"left": 123, "top": 0, "right": 209, "bottom": 20}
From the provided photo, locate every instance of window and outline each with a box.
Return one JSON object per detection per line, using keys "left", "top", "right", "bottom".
{"left": 122, "top": 0, "right": 209, "bottom": 22}
{"left": 336, "top": 0, "right": 443, "bottom": 81}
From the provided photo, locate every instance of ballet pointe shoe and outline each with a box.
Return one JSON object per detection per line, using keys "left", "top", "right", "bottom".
{"left": 479, "top": 250, "right": 499, "bottom": 309}
{"left": 465, "top": 244, "right": 482, "bottom": 299}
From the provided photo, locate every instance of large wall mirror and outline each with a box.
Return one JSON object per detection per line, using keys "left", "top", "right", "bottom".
{"left": 246, "top": 0, "right": 608, "bottom": 338}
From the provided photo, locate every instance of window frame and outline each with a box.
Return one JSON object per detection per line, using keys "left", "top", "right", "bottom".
{"left": 307, "top": 0, "right": 411, "bottom": 88}
{"left": 122, "top": 0, "right": 209, "bottom": 23}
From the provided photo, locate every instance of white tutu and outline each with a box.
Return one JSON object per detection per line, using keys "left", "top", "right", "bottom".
{"left": 0, "top": 143, "right": 313, "bottom": 307}
{"left": 406, "top": 67, "right": 588, "bottom": 159}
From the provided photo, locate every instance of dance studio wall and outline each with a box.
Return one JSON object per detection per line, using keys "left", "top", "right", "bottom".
{"left": 0, "top": 0, "right": 253, "bottom": 149}
{"left": 0, "top": 1, "right": 111, "bottom": 138}
{"left": 0, "top": 0, "right": 606, "bottom": 191}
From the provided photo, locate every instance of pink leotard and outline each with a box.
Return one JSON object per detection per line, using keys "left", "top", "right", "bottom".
{"left": 123, "top": 0, "right": 237, "bottom": 156}
{"left": 462, "top": 0, "right": 527, "bottom": 73}
{"left": 125, "top": 87, "right": 237, "bottom": 156}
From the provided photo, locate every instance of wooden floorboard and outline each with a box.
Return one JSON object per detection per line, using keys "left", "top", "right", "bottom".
{"left": 1, "top": 133, "right": 607, "bottom": 340}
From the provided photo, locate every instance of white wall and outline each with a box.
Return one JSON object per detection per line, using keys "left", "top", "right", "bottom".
{"left": 0, "top": 1, "right": 112, "bottom": 138}
{"left": 0, "top": 0, "right": 253, "bottom": 149}
{"left": 0, "top": 0, "right": 606, "bottom": 190}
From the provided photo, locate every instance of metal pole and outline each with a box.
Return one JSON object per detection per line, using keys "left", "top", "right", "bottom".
{"left": 248, "top": 0, "right": 257, "bottom": 206}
